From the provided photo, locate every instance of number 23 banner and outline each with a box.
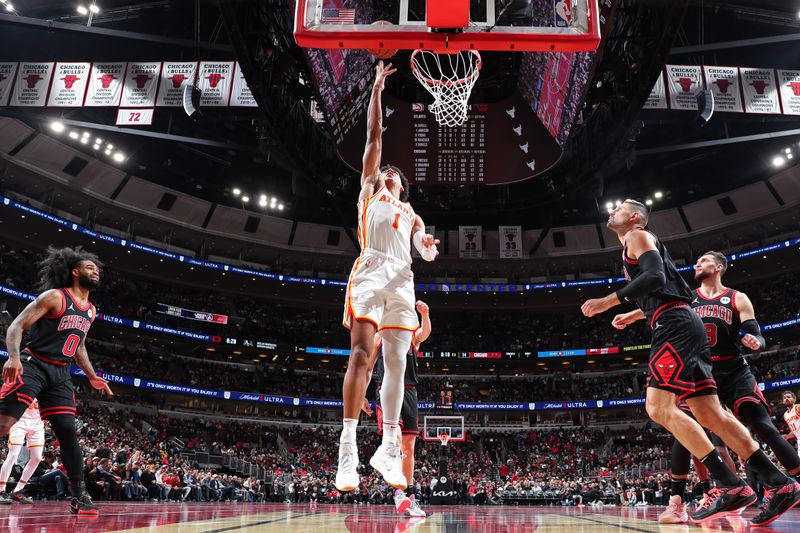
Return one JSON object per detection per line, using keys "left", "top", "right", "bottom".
{"left": 459, "top": 226, "right": 482, "bottom": 258}
{"left": 499, "top": 226, "right": 522, "bottom": 258}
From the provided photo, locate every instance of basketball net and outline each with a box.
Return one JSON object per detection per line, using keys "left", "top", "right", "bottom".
{"left": 438, "top": 432, "right": 451, "bottom": 446}
{"left": 411, "top": 50, "right": 482, "bottom": 127}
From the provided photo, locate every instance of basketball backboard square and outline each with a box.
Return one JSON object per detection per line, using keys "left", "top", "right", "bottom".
{"left": 423, "top": 415, "right": 466, "bottom": 442}
{"left": 294, "top": 0, "right": 600, "bottom": 53}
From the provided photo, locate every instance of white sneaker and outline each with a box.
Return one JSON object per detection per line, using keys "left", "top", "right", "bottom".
{"left": 658, "top": 494, "right": 688, "bottom": 524}
{"left": 407, "top": 496, "right": 426, "bottom": 517}
{"left": 335, "top": 441, "right": 360, "bottom": 492}
{"left": 369, "top": 443, "right": 407, "bottom": 489}
{"left": 394, "top": 490, "right": 411, "bottom": 514}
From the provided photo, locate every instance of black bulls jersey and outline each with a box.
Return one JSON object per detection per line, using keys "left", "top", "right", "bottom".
{"left": 691, "top": 287, "right": 743, "bottom": 362}
{"left": 24, "top": 288, "right": 95, "bottom": 365}
{"left": 374, "top": 342, "right": 420, "bottom": 387}
{"left": 622, "top": 231, "right": 691, "bottom": 322}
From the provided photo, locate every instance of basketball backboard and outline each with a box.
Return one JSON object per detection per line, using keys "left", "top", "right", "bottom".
{"left": 294, "top": 0, "right": 600, "bottom": 53}
{"left": 422, "top": 415, "right": 466, "bottom": 443}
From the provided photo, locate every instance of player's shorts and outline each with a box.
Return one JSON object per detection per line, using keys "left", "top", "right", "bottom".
{"left": 376, "top": 386, "right": 419, "bottom": 437}
{"left": 712, "top": 358, "right": 770, "bottom": 419}
{"left": 647, "top": 304, "right": 717, "bottom": 400}
{"left": 0, "top": 353, "right": 76, "bottom": 421}
{"left": 8, "top": 417, "right": 45, "bottom": 448}
{"left": 343, "top": 248, "right": 418, "bottom": 332}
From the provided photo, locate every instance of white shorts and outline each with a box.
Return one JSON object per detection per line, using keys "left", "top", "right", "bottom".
{"left": 9, "top": 418, "right": 45, "bottom": 448}
{"left": 343, "top": 249, "right": 418, "bottom": 332}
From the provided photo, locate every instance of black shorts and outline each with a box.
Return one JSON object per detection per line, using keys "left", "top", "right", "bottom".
{"left": 647, "top": 305, "right": 717, "bottom": 400}
{"left": 0, "top": 354, "right": 76, "bottom": 420}
{"left": 712, "top": 358, "right": 770, "bottom": 419}
{"left": 376, "top": 386, "right": 419, "bottom": 436}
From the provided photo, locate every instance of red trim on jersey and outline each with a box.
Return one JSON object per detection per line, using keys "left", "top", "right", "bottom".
{"left": 697, "top": 287, "right": 731, "bottom": 301}
{"left": 40, "top": 406, "right": 76, "bottom": 416}
{"left": 0, "top": 375, "right": 24, "bottom": 400}
{"left": 711, "top": 355, "right": 738, "bottom": 362}
{"left": 401, "top": 430, "right": 420, "bottom": 436}
{"left": 622, "top": 249, "right": 638, "bottom": 264}
{"left": 678, "top": 381, "right": 717, "bottom": 400}
{"left": 24, "top": 348, "right": 68, "bottom": 366}
{"left": 16, "top": 392, "right": 33, "bottom": 407}
{"left": 40, "top": 410, "right": 77, "bottom": 420}
{"left": 64, "top": 288, "right": 92, "bottom": 311}
{"left": 650, "top": 302, "right": 690, "bottom": 328}
{"left": 44, "top": 290, "right": 66, "bottom": 319}
{"left": 730, "top": 290, "right": 739, "bottom": 316}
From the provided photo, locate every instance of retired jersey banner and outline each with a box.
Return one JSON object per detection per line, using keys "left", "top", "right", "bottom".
{"left": 642, "top": 71, "right": 667, "bottom": 109}
{"left": 459, "top": 226, "right": 482, "bottom": 258}
{"left": 157, "top": 62, "right": 197, "bottom": 107}
{"left": 666, "top": 65, "right": 703, "bottom": 110}
{"left": 499, "top": 226, "right": 523, "bottom": 258}
{"left": 0, "top": 63, "right": 18, "bottom": 106}
{"left": 741, "top": 68, "right": 780, "bottom": 114}
{"left": 198, "top": 61, "right": 234, "bottom": 106}
{"left": 777, "top": 70, "right": 800, "bottom": 116}
{"left": 47, "top": 62, "right": 90, "bottom": 107}
{"left": 703, "top": 66, "right": 743, "bottom": 113}
{"left": 121, "top": 62, "right": 162, "bottom": 107}
{"left": 10, "top": 62, "right": 54, "bottom": 107}
{"left": 230, "top": 63, "right": 257, "bottom": 107}
{"left": 85, "top": 62, "right": 126, "bottom": 106}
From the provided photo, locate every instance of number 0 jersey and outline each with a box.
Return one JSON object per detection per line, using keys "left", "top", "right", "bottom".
{"left": 691, "top": 287, "right": 743, "bottom": 362}
{"left": 24, "top": 288, "right": 95, "bottom": 365}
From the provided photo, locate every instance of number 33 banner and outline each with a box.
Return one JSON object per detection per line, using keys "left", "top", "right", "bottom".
{"left": 499, "top": 226, "right": 522, "bottom": 258}
{"left": 459, "top": 226, "right": 482, "bottom": 258}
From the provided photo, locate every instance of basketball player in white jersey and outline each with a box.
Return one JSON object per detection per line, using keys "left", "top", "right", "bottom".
{"left": 783, "top": 391, "right": 800, "bottom": 455}
{"left": 335, "top": 61, "right": 439, "bottom": 492}
{"left": 0, "top": 399, "right": 45, "bottom": 503}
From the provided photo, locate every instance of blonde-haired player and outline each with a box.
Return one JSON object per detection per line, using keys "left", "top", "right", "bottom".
{"left": 335, "top": 61, "right": 439, "bottom": 492}
{"left": 0, "top": 399, "right": 45, "bottom": 503}
{"left": 783, "top": 391, "right": 800, "bottom": 455}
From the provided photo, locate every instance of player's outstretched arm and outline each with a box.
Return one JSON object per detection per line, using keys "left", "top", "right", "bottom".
{"left": 2, "top": 290, "right": 61, "bottom": 383}
{"left": 75, "top": 341, "right": 113, "bottom": 396}
{"left": 361, "top": 61, "right": 397, "bottom": 192}
{"left": 735, "top": 291, "right": 766, "bottom": 351}
{"left": 412, "top": 214, "right": 439, "bottom": 262}
{"left": 414, "top": 301, "right": 431, "bottom": 347}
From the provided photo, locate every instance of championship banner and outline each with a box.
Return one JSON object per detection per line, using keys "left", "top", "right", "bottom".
{"left": 459, "top": 226, "right": 482, "bottom": 258}
{"left": 10, "top": 62, "right": 54, "bottom": 107}
{"left": 665, "top": 65, "right": 703, "bottom": 110}
{"left": 499, "top": 225, "right": 522, "bottom": 258}
{"left": 741, "top": 68, "right": 780, "bottom": 114}
{"left": 230, "top": 63, "right": 257, "bottom": 107}
{"left": 642, "top": 70, "right": 667, "bottom": 109}
{"left": 703, "top": 66, "right": 743, "bottom": 113}
{"left": 121, "top": 62, "right": 162, "bottom": 107}
{"left": 777, "top": 70, "right": 800, "bottom": 116}
{"left": 198, "top": 61, "right": 234, "bottom": 106}
{"left": 47, "top": 62, "right": 90, "bottom": 107}
{"left": 85, "top": 62, "right": 126, "bottom": 106}
{"left": 156, "top": 302, "right": 228, "bottom": 325}
{"left": 0, "top": 63, "right": 18, "bottom": 106}
{"left": 412, "top": 225, "right": 435, "bottom": 258}
{"left": 156, "top": 62, "right": 197, "bottom": 107}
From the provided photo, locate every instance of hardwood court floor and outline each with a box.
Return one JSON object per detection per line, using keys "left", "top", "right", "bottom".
{"left": 1, "top": 502, "right": 799, "bottom": 532}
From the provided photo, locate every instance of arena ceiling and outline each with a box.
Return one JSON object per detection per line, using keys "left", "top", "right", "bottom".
{"left": 1, "top": 1, "right": 799, "bottom": 237}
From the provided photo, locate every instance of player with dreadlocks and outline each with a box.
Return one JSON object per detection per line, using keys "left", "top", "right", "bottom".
{"left": 0, "top": 246, "right": 112, "bottom": 515}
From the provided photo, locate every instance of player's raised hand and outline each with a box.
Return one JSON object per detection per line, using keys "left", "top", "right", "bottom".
{"left": 373, "top": 60, "right": 397, "bottom": 91}
{"left": 420, "top": 234, "right": 439, "bottom": 261}
{"left": 89, "top": 375, "right": 114, "bottom": 396}
{"left": 416, "top": 301, "right": 429, "bottom": 315}
{"left": 2, "top": 358, "right": 23, "bottom": 384}
{"left": 740, "top": 334, "right": 762, "bottom": 351}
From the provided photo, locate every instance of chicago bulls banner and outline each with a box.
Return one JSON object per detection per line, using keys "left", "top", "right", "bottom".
{"left": 665, "top": 65, "right": 702, "bottom": 110}
{"left": 121, "top": 62, "right": 162, "bottom": 107}
{"left": 777, "top": 70, "right": 800, "bottom": 116}
{"left": 230, "top": 62, "right": 257, "bottom": 107}
{"left": 157, "top": 62, "right": 197, "bottom": 107}
{"left": 642, "top": 71, "right": 667, "bottom": 109}
{"left": 0, "top": 63, "right": 18, "bottom": 106}
{"left": 459, "top": 226, "right": 482, "bottom": 259}
{"left": 703, "top": 66, "right": 743, "bottom": 113}
{"left": 499, "top": 226, "right": 522, "bottom": 258}
{"left": 740, "top": 68, "right": 780, "bottom": 114}
{"left": 85, "top": 62, "right": 126, "bottom": 106}
{"left": 411, "top": 225, "right": 435, "bottom": 258}
{"left": 10, "top": 62, "right": 54, "bottom": 107}
{"left": 198, "top": 61, "right": 234, "bottom": 106}
{"left": 47, "top": 62, "right": 90, "bottom": 107}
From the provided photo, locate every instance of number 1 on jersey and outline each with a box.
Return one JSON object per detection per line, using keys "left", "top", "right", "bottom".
{"left": 392, "top": 213, "right": 401, "bottom": 230}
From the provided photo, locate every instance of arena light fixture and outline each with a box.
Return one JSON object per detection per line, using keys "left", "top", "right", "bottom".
{"left": 605, "top": 202, "right": 613, "bottom": 209}
{"left": 95, "top": 137, "right": 103, "bottom": 143}
{"left": 50, "top": 121, "right": 65, "bottom": 133}
{"left": 5, "top": 2, "right": 14, "bottom": 12}
{"left": 232, "top": 188, "right": 241, "bottom": 196}
{"left": 77, "top": 5, "right": 88, "bottom": 15}
{"left": 106, "top": 143, "right": 113, "bottom": 150}
{"left": 773, "top": 156, "right": 786, "bottom": 167}
{"left": 69, "top": 131, "right": 79, "bottom": 139}
{"left": 615, "top": 200, "right": 622, "bottom": 207}
{"left": 93, "top": 143, "right": 100, "bottom": 150}
{"left": 241, "top": 195, "right": 250, "bottom": 203}
{"left": 89, "top": 3, "right": 99, "bottom": 13}
{"left": 645, "top": 199, "right": 653, "bottom": 206}
{"left": 104, "top": 149, "right": 111, "bottom": 155}
{"left": 80, "top": 137, "right": 88, "bottom": 144}
{"left": 788, "top": 153, "right": 794, "bottom": 160}
{"left": 278, "top": 204, "right": 284, "bottom": 211}
{"left": 113, "top": 152, "right": 125, "bottom": 162}
{"left": 654, "top": 191, "right": 663, "bottom": 199}
{"left": 786, "top": 147, "right": 792, "bottom": 154}
{"left": 258, "top": 197, "right": 267, "bottom": 207}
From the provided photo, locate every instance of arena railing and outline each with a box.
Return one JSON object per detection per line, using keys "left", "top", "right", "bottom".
{"left": 3, "top": 195, "right": 799, "bottom": 294}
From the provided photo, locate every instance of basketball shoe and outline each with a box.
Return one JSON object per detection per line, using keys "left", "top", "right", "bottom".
{"left": 750, "top": 480, "right": 800, "bottom": 527}
{"left": 369, "top": 443, "right": 407, "bottom": 489}
{"left": 659, "top": 495, "right": 688, "bottom": 524}
{"left": 407, "top": 495, "right": 426, "bottom": 517}
{"left": 690, "top": 483, "right": 756, "bottom": 523}
{"left": 70, "top": 493, "right": 99, "bottom": 515}
{"left": 393, "top": 489, "right": 412, "bottom": 514}
{"left": 11, "top": 492, "right": 34, "bottom": 504}
{"left": 335, "top": 441, "right": 360, "bottom": 492}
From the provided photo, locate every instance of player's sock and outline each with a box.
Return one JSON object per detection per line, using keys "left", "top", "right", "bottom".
{"left": 671, "top": 477, "right": 688, "bottom": 503}
{"left": 341, "top": 418, "right": 358, "bottom": 444}
{"left": 0, "top": 443, "right": 22, "bottom": 489}
{"left": 745, "top": 449, "right": 790, "bottom": 487}
{"left": 382, "top": 423, "right": 400, "bottom": 447}
{"left": 701, "top": 449, "right": 743, "bottom": 487}
{"left": 406, "top": 485, "right": 416, "bottom": 499}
